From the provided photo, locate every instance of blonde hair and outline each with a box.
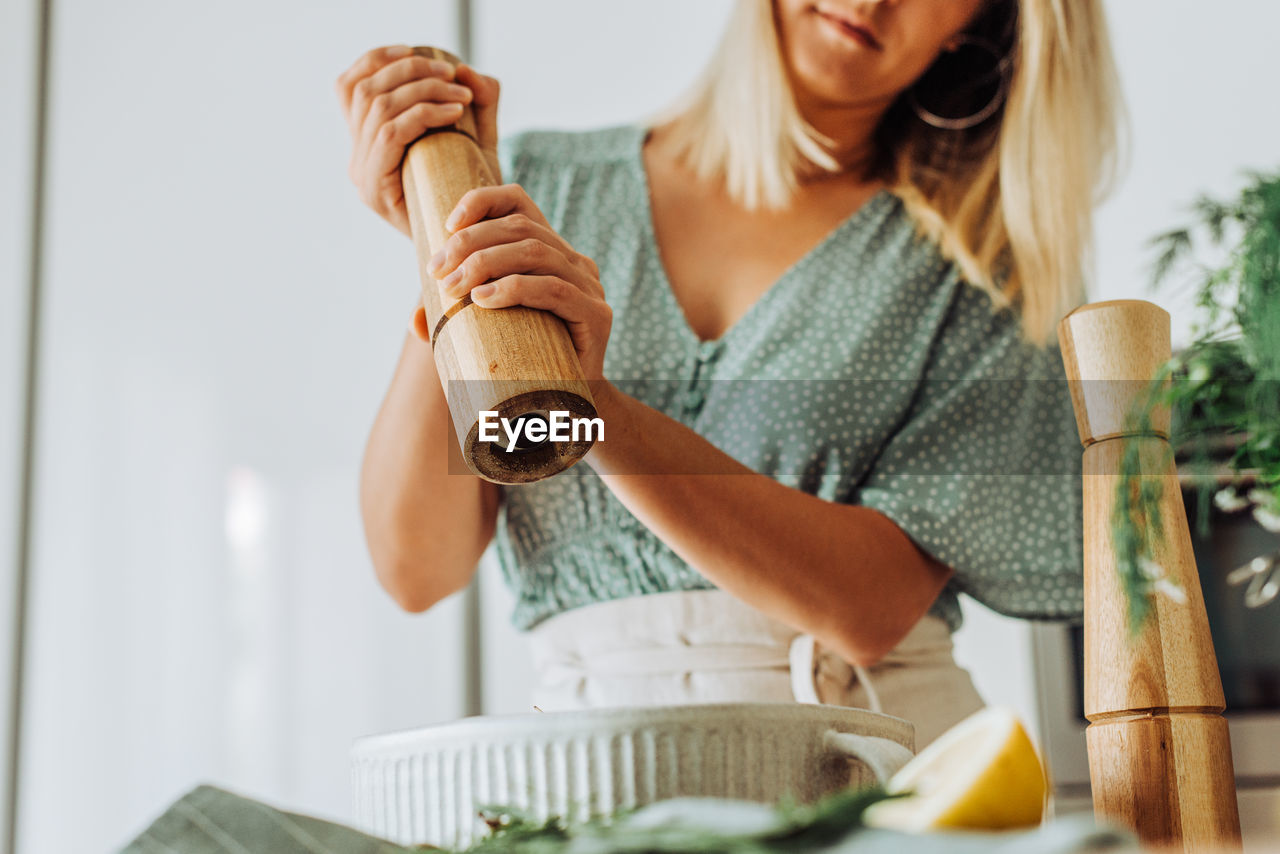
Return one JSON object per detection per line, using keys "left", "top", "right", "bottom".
{"left": 644, "top": 0, "right": 1128, "bottom": 346}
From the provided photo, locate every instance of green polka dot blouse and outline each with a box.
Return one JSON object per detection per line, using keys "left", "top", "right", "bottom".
{"left": 488, "top": 123, "right": 1084, "bottom": 634}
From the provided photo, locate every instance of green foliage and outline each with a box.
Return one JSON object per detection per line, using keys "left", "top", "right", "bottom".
{"left": 451, "top": 785, "right": 904, "bottom": 854}
{"left": 1114, "top": 167, "right": 1280, "bottom": 633}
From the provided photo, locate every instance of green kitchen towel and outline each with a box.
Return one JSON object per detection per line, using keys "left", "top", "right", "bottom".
{"left": 119, "top": 785, "right": 414, "bottom": 854}
{"left": 119, "top": 784, "right": 1139, "bottom": 854}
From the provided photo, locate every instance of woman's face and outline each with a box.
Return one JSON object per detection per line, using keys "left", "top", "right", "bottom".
{"left": 774, "top": 0, "right": 989, "bottom": 109}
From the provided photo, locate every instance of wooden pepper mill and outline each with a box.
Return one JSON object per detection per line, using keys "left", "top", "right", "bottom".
{"left": 1058, "top": 299, "right": 1242, "bottom": 851}
{"left": 401, "top": 46, "right": 597, "bottom": 484}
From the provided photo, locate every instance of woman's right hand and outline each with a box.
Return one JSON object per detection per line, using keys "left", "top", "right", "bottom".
{"left": 335, "top": 45, "right": 501, "bottom": 238}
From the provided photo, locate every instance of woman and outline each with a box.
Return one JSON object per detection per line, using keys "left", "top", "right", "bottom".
{"left": 346, "top": 0, "right": 1123, "bottom": 749}
{"left": 120, "top": 3, "right": 1130, "bottom": 850}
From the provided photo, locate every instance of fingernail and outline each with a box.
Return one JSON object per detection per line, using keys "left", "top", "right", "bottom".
{"left": 387, "top": 45, "right": 413, "bottom": 57}
{"left": 442, "top": 269, "right": 461, "bottom": 287}
{"left": 445, "top": 210, "right": 461, "bottom": 231}
{"left": 472, "top": 284, "right": 495, "bottom": 299}
{"left": 428, "top": 249, "right": 445, "bottom": 273}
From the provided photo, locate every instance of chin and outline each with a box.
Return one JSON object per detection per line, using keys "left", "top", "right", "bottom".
{"left": 787, "top": 53, "right": 883, "bottom": 110}
{"left": 783, "top": 6, "right": 890, "bottom": 105}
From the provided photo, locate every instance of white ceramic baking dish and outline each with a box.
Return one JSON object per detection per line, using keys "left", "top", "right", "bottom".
{"left": 350, "top": 701, "right": 915, "bottom": 849}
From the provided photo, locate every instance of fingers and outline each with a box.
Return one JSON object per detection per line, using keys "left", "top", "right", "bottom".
{"left": 346, "top": 54, "right": 457, "bottom": 139}
{"left": 428, "top": 214, "right": 577, "bottom": 278}
{"left": 428, "top": 186, "right": 603, "bottom": 301}
{"left": 454, "top": 64, "right": 499, "bottom": 109}
{"left": 335, "top": 45, "right": 413, "bottom": 114}
{"left": 468, "top": 275, "right": 612, "bottom": 330}
{"left": 454, "top": 64, "right": 501, "bottom": 156}
{"left": 437, "top": 239, "right": 601, "bottom": 302}
{"left": 337, "top": 45, "right": 508, "bottom": 240}
{"left": 444, "top": 184, "right": 551, "bottom": 234}
{"left": 361, "top": 101, "right": 465, "bottom": 205}
{"left": 471, "top": 275, "right": 612, "bottom": 381}
{"left": 359, "top": 75, "right": 472, "bottom": 158}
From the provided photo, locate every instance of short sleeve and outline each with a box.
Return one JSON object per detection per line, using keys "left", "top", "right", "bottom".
{"left": 494, "top": 130, "right": 569, "bottom": 227}
{"left": 495, "top": 132, "right": 521, "bottom": 185}
{"left": 852, "top": 280, "right": 1084, "bottom": 622}
{"left": 496, "top": 130, "right": 538, "bottom": 190}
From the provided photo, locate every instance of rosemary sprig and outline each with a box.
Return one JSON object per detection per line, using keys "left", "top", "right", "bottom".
{"left": 457, "top": 785, "right": 904, "bottom": 853}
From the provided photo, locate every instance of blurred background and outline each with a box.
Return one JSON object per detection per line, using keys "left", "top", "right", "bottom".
{"left": 2, "top": 1, "right": 1279, "bottom": 852}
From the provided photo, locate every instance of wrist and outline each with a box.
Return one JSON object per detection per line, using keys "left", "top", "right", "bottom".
{"left": 586, "top": 378, "right": 625, "bottom": 421}
{"left": 583, "top": 379, "right": 628, "bottom": 472}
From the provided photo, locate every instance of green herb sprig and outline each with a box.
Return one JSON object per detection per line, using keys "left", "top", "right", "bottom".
{"left": 456, "top": 785, "right": 903, "bottom": 854}
{"left": 1113, "top": 167, "right": 1280, "bottom": 633}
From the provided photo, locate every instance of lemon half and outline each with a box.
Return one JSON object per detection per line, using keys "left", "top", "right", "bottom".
{"left": 863, "top": 705, "right": 1048, "bottom": 832}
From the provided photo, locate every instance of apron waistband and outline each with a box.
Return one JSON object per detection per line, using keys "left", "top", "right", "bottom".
{"left": 526, "top": 589, "right": 948, "bottom": 712}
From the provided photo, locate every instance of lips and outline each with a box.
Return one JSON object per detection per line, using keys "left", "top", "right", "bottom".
{"left": 814, "top": 5, "right": 883, "bottom": 51}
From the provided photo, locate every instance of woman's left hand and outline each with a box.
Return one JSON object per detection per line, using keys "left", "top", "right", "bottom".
{"left": 424, "top": 184, "right": 612, "bottom": 382}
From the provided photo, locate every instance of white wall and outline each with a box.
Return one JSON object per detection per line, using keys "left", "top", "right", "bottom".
{"left": 1093, "top": 0, "right": 1280, "bottom": 347}
{"left": 472, "top": 0, "right": 736, "bottom": 136}
{"left": 14, "top": 3, "right": 472, "bottom": 853}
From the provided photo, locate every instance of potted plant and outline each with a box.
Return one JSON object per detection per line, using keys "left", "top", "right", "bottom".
{"left": 1114, "top": 167, "right": 1280, "bottom": 631}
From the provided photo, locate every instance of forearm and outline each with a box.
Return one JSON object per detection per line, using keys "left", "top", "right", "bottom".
{"left": 360, "top": 329, "right": 498, "bottom": 610}
{"left": 583, "top": 383, "right": 951, "bottom": 667}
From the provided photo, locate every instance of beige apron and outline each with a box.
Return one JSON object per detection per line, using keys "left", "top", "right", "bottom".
{"left": 526, "top": 589, "right": 986, "bottom": 750}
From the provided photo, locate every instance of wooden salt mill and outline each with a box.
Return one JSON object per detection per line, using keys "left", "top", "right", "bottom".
{"left": 1058, "top": 300, "right": 1242, "bottom": 850}
{"left": 401, "top": 46, "right": 597, "bottom": 484}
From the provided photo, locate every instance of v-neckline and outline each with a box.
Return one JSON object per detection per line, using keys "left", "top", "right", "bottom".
{"left": 627, "top": 123, "right": 895, "bottom": 349}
